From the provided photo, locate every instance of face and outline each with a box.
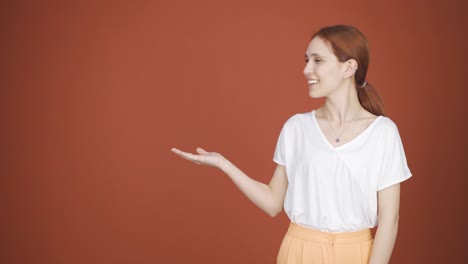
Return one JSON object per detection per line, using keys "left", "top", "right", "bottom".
{"left": 304, "top": 37, "right": 347, "bottom": 98}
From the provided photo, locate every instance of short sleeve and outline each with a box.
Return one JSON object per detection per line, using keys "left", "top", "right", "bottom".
{"left": 273, "top": 125, "right": 286, "bottom": 166}
{"left": 377, "top": 123, "right": 412, "bottom": 191}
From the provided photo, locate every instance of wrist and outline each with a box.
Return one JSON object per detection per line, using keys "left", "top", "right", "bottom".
{"left": 218, "top": 157, "right": 231, "bottom": 173}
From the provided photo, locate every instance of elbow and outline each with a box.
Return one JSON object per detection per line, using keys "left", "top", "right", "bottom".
{"left": 378, "top": 214, "right": 399, "bottom": 228}
{"left": 390, "top": 213, "right": 400, "bottom": 225}
{"left": 268, "top": 211, "right": 279, "bottom": 218}
{"left": 267, "top": 206, "right": 283, "bottom": 218}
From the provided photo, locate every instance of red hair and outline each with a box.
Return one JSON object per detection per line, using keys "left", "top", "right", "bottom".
{"left": 312, "top": 25, "right": 385, "bottom": 116}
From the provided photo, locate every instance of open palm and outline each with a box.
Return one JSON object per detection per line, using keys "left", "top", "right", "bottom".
{"left": 171, "top": 147, "right": 225, "bottom": 168}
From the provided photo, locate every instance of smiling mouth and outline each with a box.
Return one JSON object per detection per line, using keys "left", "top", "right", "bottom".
{"left": 308, "top": 79, "right": 319, "bottom": 85}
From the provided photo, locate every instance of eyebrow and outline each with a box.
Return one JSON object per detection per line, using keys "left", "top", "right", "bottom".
{"left": 305, "top": 53, "right": 324, "bottom": 58}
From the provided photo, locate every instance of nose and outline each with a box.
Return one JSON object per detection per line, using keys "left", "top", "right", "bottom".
{"left": 303, "top": 61, "right": 314, "bottom": 76}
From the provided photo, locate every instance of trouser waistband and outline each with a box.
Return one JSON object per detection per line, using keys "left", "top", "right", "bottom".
{"left": 286, "top": 222, "right": 372, "bottom": 244}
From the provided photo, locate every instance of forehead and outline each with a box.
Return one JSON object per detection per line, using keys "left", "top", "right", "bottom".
{"left": 305, "top": 37, "right": 335, "bottom": 58}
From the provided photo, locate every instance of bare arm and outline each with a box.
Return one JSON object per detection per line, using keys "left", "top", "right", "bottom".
{"left": 171, "top": 147, "right": 288, "bottom": 217}
{"left": 369, "top": 184, "right": 401, "bottom": 264}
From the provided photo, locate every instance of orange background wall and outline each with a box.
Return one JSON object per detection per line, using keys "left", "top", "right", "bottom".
{"left": 2, "top": 0, "right": 467, "bottom": 263}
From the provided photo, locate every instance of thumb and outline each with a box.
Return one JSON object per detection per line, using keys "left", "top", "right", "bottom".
{"left": 196, "top": 147, "right": 208, "bottom": 154}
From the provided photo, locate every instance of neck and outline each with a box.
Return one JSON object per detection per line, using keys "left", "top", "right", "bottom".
{"left": 321, "top": 82, "right": 362, "bottom": 125}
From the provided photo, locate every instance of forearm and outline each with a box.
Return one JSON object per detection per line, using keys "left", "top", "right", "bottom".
{"left": 218, "top": 158, "right": 281, "bottom": 217}
{"left": 369, "top": 218, "right": 399, "bottom": 264}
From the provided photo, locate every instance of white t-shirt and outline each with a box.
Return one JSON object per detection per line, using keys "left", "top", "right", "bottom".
{"left": 273, "top": 109, "right": 412, "bottom": 233}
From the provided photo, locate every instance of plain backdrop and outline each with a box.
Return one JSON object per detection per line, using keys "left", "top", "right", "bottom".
{"left": 2, "top": 0, "right": 467, "bottom": 263}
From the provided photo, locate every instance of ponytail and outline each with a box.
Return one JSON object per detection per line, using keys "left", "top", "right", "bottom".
{"left": 357, "top": 82, "right": 385, "bottom": 116}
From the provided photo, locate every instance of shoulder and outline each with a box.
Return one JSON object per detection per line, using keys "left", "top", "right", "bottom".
{"left": 281, "top": 111, "right": 312, "bottom": 128}
{"left": 378, "top": 116, "right": 398, "bottom": 129}
{"left": 373, "top": 115, "right": 404, "bottom": 142}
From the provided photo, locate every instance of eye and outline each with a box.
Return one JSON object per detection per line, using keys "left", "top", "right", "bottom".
{"left": 305, "top": 58, "right": 309, "bottom": 63}
{"left": 314, "top": 59, "right": 322, "bottom": 63}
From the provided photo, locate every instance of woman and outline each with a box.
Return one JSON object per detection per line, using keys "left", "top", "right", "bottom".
{"left": 171, "top": 25, "right": 412, "bottom": 264}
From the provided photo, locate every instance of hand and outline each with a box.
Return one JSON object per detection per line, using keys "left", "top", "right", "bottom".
{"left": 171, "top": 147, "right": 226, "bottom": 169}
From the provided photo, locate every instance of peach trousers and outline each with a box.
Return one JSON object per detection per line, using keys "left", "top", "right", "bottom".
{"left": 277, "top": 222, "right": 374, "bottom": 264}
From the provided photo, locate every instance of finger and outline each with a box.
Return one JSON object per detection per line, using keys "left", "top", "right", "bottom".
{"left": 181, "top": 154, "right": 201, "bottom": 164}
{"left": 172, "top": 148, "right": 194, "bottom": 158}
{"left": 172, "top": 149, "right": 200, "bottom": 163}
{"left": 179, "top": 151, "right": 197, "bottom": 160}
{"left": 180, "top": 155, "right": 200, "bottom": 164}
{"left": 196, "top": 147, "right": 208, "bottom": 154}
{"left": 171, "top": 147, "right": 179, "bottom": 153}
{"left": 171, "top": 147, "right": 186, "bottom": 154}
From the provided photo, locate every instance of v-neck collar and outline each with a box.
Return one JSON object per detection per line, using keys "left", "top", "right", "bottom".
{"left": 311, "top": 109, "right": 383, "bottom": 151}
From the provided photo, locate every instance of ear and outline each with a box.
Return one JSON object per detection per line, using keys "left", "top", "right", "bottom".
{"left": 342, "top": 59, "right": 358, "bottom": 79}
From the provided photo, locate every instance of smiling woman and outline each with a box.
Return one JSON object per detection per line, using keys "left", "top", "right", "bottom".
{"left": 304, "top": 25, "right": 384, "bottom": 117}
{"left": 171, "top": 25, "right": 412, "bottom": 264}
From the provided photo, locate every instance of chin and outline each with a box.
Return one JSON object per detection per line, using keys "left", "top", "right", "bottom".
{"left": 308, "top": 90, "right": 325, "bottom": 99}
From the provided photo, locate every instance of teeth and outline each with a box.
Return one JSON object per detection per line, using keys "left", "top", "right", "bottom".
{"left": 308, "top": 79, "right": 319, "bottom": 84}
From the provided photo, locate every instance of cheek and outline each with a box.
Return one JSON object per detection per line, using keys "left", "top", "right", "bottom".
{"left": 324, "top": 66, "right": 342, "bottom": 80}
{"left": 317, "top": 66, "right": 333, "bottom": 79}
{"left": 319, "top": 67, "right": 343, "bottom": 88}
